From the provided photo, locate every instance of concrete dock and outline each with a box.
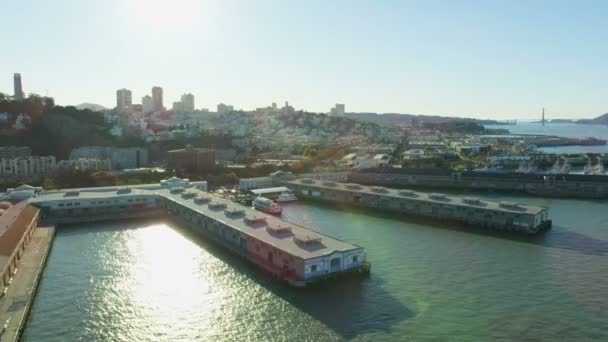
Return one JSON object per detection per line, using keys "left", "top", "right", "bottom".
{"left": 0, "top": 227, "right": 55, "bottom": 342}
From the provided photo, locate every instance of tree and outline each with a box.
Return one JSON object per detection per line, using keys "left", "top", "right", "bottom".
{"left": 91, "top": 171, "right": 118, "bottom": 186}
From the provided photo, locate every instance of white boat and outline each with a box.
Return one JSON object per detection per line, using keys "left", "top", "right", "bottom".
{"left": 253, "top": 196, "right": 282, "bottom": 215}
{"left": 276, "top": 191, "right": 298, "bottom": 203}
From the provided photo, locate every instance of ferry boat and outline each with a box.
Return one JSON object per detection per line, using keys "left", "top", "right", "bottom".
{"left": 276, "top": 191, "right": 298, "bottom": 203}
{"left": 253, "top": 196, "right": 282, "bottom": 215}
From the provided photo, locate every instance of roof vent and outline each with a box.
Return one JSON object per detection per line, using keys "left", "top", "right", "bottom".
{"left": 117, "top": 188, "right": 132, "bottom": 194}
{"left": 266, "top": 223, "right": 293, "bottom": 235}
{"left": 64, "top": 191, "right": 80, "bottom": 197}
{"left": 244, "top": 215, "right": 267, "bottom": 225}
{"left": 346, "top": 184, "right": 362, "bottom": 190}
{"left": 181, "top": 189, "right": 197, "bottom": 198}
{"left": 463, "top": 197, "right": 482, "bottom": 205}
{"left": 429, "top": 193, "right": 450, "bottom": 201}
{"left": 224, "top": 207, "right": 245, "bottom": 216}
{"left": 399, "top": 191, "right": 418, "bottom": 197}
{"left": 499, "top": 201, "right": 521, "bottom": 210}
{"left": 208, "top": 202, "right": 227, "bottom": 209}
{"left": 371, "top": 187, "right": 389, "bottom": 194}
{"left": 294, "top": 234, "right": 323, "bottom": 246}
{"left": 322, "top": 181, "right": 337, "bottom": 187}
{"left": 194, "top": 195, "right": 210, "bottom": 204}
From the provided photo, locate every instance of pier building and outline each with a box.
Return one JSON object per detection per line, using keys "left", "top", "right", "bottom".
{"left": 283, "top": 178, "right": 552, "bottom": 234}
{"left": 350, "top": 168, "right": 608, "bottom": 199}
{"left": 0, "top": 201, "right": 40, "bottom": 293}
{"left": 27, "top": 179, "right": 369, "bottom": 287}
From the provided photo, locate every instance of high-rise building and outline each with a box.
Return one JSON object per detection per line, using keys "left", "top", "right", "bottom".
{"left": 152, "top": 86, "right": 164, "bottom": 111}
{"left": 142, "top": 95, "right": 154, "bottom": 113}
{"left": 13, "top": 73, "right": 24, "bottom": 101}
{"left": 116, "top": 88, "right": 132, "bottom": 112}
{"left": 330, "top": 103, "right": 345, "bottom": 116}
{"left": 181, "top": 93, "right": 195, "bottom": 112}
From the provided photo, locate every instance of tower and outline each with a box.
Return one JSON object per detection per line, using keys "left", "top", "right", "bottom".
{"left": 116, "top": 88, "right": 132, "bottom": 112}
{"left": 13, "top": 73, "right": 24, "bottom": 101}
{"left": 142, "top": 95, "right": 154, "bottom": 113}
{"left": 542, "top": 108, "right": 546, "bottom": 126}
{"left": 181, "top": 93, "right": 195, "bottom": 112}
{"left": 152, "top": 86, "right": 164, "bottom": 111}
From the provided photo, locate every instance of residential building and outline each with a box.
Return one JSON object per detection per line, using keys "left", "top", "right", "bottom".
{"left": 13, "top": 73, "right": 24, "bottom": 101}
{"left": 168, "top": 146, "right": 216, "bottom": 176}
{"left": 152, "top": 86, "right": 164, "bottom": 111}
{"left": 56, "top": 158, "right": 112, "bottom": 172}
{"left": 172, "top": 101, "right": 184, "bottom": 112}
{"left": 181, "top": 93, "right": 195, "bottom": 112}
{"left": 330, "top": 103, "right": 345, "bottom": 117}
{"left": 69, "top": 147, "right": 148, "bottom": 169}
{"left": 239, "top": 177, "right": 273, "bottom": 191}
{"left": 142, "top": 95, "right": 154, "bottom": 113}
{"left": 217, "top": 103, "right": 234, "bottom": 115}
{"left": 0, "top": 156, "right": 56, "bottom": 180}
{"left": 0, "top": 146, "right": 31, "bottom": 159}
{"left": 116, "top": 88, "right": 132, "bottom": 112}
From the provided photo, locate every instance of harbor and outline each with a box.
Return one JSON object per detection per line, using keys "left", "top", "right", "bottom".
{"left": 20, "top": 196, "right": 608, "bottom": 341}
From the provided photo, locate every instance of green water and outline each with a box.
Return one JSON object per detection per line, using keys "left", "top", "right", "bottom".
{"left": 22, "top": 194, "right": 608, "bottom": 341}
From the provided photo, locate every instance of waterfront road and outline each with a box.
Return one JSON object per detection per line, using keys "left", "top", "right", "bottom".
{"left": 0, "top": 227, "right": 55, "bottom": 342}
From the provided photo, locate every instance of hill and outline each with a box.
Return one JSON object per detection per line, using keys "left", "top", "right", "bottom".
{"left": 345, "top": 112, "right": 504, "bottom": 126}
{"left": 75, "top": 103, "right": 110, "bottom": 112}
{"left": 577, "top": 113, "right": 608, "bottom": 125}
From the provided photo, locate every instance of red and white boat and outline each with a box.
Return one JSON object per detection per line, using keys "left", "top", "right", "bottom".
{"left": 253, "top": 196, "right": 282, "bottom": 215}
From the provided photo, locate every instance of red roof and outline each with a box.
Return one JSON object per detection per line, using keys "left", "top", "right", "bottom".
{"left": 0, "top": 203, "right": 39, "bottom": 256}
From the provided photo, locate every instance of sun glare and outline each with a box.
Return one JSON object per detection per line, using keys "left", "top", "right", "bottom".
{"left": 125, "top": 0, "right": 210, "bottom": 34}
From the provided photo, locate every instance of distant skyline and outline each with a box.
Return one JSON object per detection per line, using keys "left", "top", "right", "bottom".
{"left": 2, "top": 0, "right": 608, "bottom": 120}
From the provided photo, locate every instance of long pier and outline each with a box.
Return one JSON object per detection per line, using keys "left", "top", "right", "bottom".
{"left": 283, "top": 178, "right": 552, "bottom": 234}
{"left": 27, "top": 178, "right": 369, "bottom": 287}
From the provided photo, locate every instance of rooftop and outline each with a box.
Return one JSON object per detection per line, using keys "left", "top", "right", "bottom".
{"left": 158, "top": 188, "right": 363, "bottom": 259}
{"left": 29, "top": 184, "right": 363, "bottom": 260}
{"left": 250, "top": 187, "right": 291, "bottom": 195}
{"left": 286, "top": 178, "right": 547, "bottom": 215}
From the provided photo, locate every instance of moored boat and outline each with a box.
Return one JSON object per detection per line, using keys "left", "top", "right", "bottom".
{"left": 276, "top": 191, "right": 298, "bottom": 203}
{"left": 253, "top": 196, "right": 282, "bottom": 215}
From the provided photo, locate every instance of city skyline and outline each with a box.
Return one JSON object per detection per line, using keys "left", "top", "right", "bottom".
{"left": 3, "top": 0, "right": 608, "bottom": 119}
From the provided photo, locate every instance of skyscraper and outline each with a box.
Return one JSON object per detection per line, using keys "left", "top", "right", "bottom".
{"left": 142, "top": 95, "right": 154, "bottom": 113}
{"left": 13, "top": 73, "right": 24, "bottom": 101}
{"left": 152, "top": 86, "right": 164, "bottom": 111}
{"left": 181, "top": 93, "right": 195, "bottom": 112}
{"left": 116, "top": 88, "right": 132, "bottom": 112}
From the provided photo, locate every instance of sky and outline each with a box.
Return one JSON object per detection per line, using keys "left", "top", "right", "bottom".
{"left": 2, "top": 0, "right": 608, "bottom": 120}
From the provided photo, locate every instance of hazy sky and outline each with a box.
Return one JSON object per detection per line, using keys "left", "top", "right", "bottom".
{"left": 2, "top": 0, "right": 608, "bottom": 119}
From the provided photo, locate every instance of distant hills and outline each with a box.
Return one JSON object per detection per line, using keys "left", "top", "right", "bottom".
{"left": 344, "top": 112, "right": 504, "bottom": 126}
{"left": 577, "top": 113, "right": 608, "bottom": 125}
{"left": 75, "top": 103, "right": 110, "bottom": 112}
